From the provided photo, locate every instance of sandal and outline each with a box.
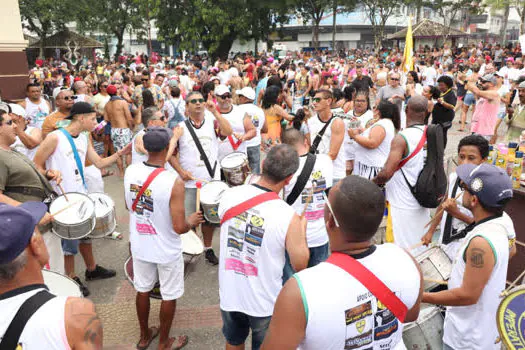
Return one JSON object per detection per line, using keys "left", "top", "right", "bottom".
{"left": 136, "top": 326, "right": 159, "bottom": 350}
{"left": 164, "top": 335, "right": 189, "bottom": 350}
{"left": 107, "top": 231, "right": 123, "bottom": 240}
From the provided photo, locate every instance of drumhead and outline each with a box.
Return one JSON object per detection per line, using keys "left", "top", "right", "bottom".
{"left": 42, "top": 269, "right": 82, "bottom": 297}
{"left": 50, "top": 193, "right": 95, "bottom": 224}
{"left": 403, "top": 304, "right": 440, "bottom": 330}
{"left": 200, "top": 181, "right": 229, "bottom": 204}
{"left": 182, "top": 230, "right": 204, "bottom": 255}
{"left": 496, "top": 286, "right": 525, "bottom": 349}
{"left": 221, "top": 152, "right": 248, "bottom": 169}
{"left": 89, "top": 192, "right": 115, "bottom": 217}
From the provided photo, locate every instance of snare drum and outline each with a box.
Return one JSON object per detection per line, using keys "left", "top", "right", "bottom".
{"left": 416, "top": 246, "right": 452, "bottom": 291}
{"left": 49, "top": 193, "right": 96, "bottom": 240}
{"left": 181, "top": 230, "right": 204, "bottom": 264}
{"left": 88, "top": 192, "right": 116, "bottom": 238}
{"left": 200, "top": 181, "right": 229, "bottom": 224}
{"left": 403, "top": 304, "right": 444, "bottom": 349}
{"left": 42, "top": 269, "right": 82, "bottom": 297}
{"left": 221, "top": 152, "right": 250, "bottom": 186}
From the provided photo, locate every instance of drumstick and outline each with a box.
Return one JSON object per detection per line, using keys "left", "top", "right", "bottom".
{"left": 191, "top": 176, "right": 209, "bottom": 185}
{"left": 501, "top": 268, "right": 525, "bottom": 296}
{"left": 50, "top": 200, "right": 83, "bottom": 217}
{"left": 424, "top": 192, "right": 463, "bottom": 229}
{"left": 424, "top": 278, "right": 448, "bottom": 285}
{"left": 57, "top": 183, "right": 69, "bottom": 202}
{"left": 301, "top": 190, "right": 314, "bottom": 217}
{"left": 195, "top": 181, "right": 202, "bottom": 237}
{"left": 409, "top": 241, "right": 425, "bottom": 251}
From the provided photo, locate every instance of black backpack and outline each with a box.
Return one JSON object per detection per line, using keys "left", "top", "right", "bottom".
{"left": 400, "top": 125, "right": 447, "bottom": 208}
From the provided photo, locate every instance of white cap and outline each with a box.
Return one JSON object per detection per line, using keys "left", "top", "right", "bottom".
{"left": 236, "top": 87, "right": 256, "bottom": 101}
{"left": 519, "top": 81, "right": 525, "bottom": 89}
{"left": 53, "top": 86, "right": 70, "bottom": 100}
{"left": 214, "top": 85, "right": 230, "bottom": 97}
{"left": 8, "top": 104, "right": 27, "bottom": 119}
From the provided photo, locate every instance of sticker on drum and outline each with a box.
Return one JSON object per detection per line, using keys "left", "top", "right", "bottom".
{"left": 497, "top": 286, "right": 525, "bottom": 349}
{"left": 403, "top": 304, "right": 444, "bottom": 349}
{"left": 124, "top": 256, "right": 162, "bottom": 299}
{"left": 221, "top": 152, "right": 250, "bottom": 186}
{"left": 200, "top": 181, "right": 229, "bottom": 224}
{"left": 42, "top": 269, "right": 82, "bottom": 297}
{"left": 49, "top": 193, "right": 96, "bottom": 240}
{"left": 88, "top": 192, "right": 117, "bottom": 238}
{"left": 416, "top": 246, "right": 452, "bottom": 291}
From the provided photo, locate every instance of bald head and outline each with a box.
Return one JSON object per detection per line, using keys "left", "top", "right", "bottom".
{"left": 406, "top": 95, "right": 427, "bottom": 123}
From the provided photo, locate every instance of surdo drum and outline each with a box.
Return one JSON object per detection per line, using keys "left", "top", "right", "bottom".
{"left": 221, "top": 152, "right": 250, "bottom": 186}
{"left": 403, "top": 304, "right": 444, "bottom": 349}
{"left": 200, "top": 181, "right": 229, "bottom": 224}
{"left": 88, "top": 192, "right": 116, "bottom": 238}
{"left": 42, "top": 269, "right": 83, "bottom": 297}
{"left": 416, "top": 246, "right": 452, "bottom": 292}
{"left": 49, "top": 193, "right": 96, "bottom": 240}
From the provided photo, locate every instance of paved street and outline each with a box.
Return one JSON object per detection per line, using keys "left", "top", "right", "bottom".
{"left": 75, "top": 113, "right": 505, "bottom": 349}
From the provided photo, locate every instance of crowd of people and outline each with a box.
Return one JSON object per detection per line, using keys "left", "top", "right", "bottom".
{"left": 0, "top": 40, "right": 524, "bottom": 349}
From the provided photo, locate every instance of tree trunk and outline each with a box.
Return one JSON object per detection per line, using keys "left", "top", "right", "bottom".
{"left": 416, "top": 4, "right": 421, "bottom": 22}
{"left": 115, "top": 28, "right": 125, "bottom": 59}
{"left": 312, "top": 19, "right": 321, "bottom": 49}
{"left": 520, "top": 8, "right": 525, "bottom": 35}
{"left": 39, "top": 38, "right": 45, "bottom": 59}
{"left": 499, "top": 3, "right": 510, "bottom": 44}
{"left": 332, "top": 1, "right": 337, "bottom": 52}
{"left": 212, "top": 33, "right": 237, "bottom": 61}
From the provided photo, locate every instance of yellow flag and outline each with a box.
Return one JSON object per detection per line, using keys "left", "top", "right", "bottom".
{"left": 403, "top": 17, "right": 414, "bottom": 72}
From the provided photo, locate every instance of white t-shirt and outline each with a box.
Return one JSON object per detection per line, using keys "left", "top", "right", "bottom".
{"left": 11, "top": 126, "right": 38, "bottom": 160}
{"left": 218, "top": 105, "right": 248, "bottom": 161}
{"left": 307, "top": 115, "right": 346, "bottom": 179}
{"left": 284, "top": 154, "right": 333, "bottom": 247}
{"left": 344, "top": 110, "right": 374, "bottom": 161}
{"left": 422, "top": 66, "right": 437, "bottom": 86}
{"left": 497, "top": 85, "right": 509, "bottom": 115}
{"left": 296, "top": 244, "right": 420, "bottom": 350}
{"left": 355, "top": 118, "right": 396, "bottom": 169}
{"left": 237, "top": 103, "right": 265, "bottom": 148}
{"left": 218, "top": 184, "right": 295, "bottom": 317}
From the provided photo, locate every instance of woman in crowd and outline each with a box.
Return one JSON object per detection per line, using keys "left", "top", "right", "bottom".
{"left": 261, "top": 85, "right": 294, "bottom": 150}
{"left": 432, "top": 75, "right": 457, "bottom": 147}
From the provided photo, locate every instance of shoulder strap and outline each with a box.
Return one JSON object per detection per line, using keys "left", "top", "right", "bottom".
{"left": 131, "top": 168, "right": 165, "bottom": 212}
{"left": 0, "top": 290, "right": 56, "bottom": 350}
{"left": 58, "top": 128, "right": 87, "bottom": 189}
{"left": 184, "top": 119, "right": 217, "bottom": 178}
{"left": 286, "top": 154, "right": 316, "bottom": 205}
{"left": 397, "top": 126, "right": 427, "bottom": 170}
{"left": 327, "top": 252, "right": 408, "bottom": 322}
{"left": 309, "top": 116, "right": 335, "bottom": 154}
{"left": 442, "top": 177, "right": 461, "bottom": 244}
{"left": 220, "top": 191, "right": 280, "bottom": 225}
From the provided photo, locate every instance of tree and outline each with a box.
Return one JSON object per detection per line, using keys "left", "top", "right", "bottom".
{"left": 19, "top": 0, "right": 74, "bottom": 57}
{"left": 76, "top": 0, "right": 147, "bottom": 59}
{"left": 294, "top": 0, "right": 333, "bottom": 49}
{"left": 485, "top": 0, "right": 525, "bottom": 37}
{"left": 432, "top": 0, "right": 482, "bottom": 42}
{"left": 360, "top": 0, "right": 403, "bottom": 49}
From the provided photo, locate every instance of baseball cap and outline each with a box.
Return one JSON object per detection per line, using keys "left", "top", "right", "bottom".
{"left": 209, "top": 76, "right": 220, "bottom": 83}
{"left": 235, "top": 87, "right": 255, "bottom": 101}
{"left": 519, "top": 81, "right": 525, "bottom": 89}
{"left": 480, "top": 73, "right": 497, "bottom": 85}
{"left": 53, "top": 86, "right": 69, "bottom": 100}
{"left": 66, "top": 101, "right": 95, "bottom": 119}
{"left": 0, "top": 202, "right": 48, "bottom": 264}
{"left": 106, "top": 84, "right": 118, "bottom": 95}
{"left": 8, "top": 104, "right": 28, "bottom": 119}
{"left": 215, "top": 85, "right": 230, "bottom": 97}
{"left": 456, "top": 164, "right": 513, "bottom": 208}
{"left": 168, "top": 79, "right": 179, "bottom": 88}
{"left": 494, "top": 72, "right": 505, "bottom": 78}
{"left": 143, "top": 127, "right": 173, "bottom": 152}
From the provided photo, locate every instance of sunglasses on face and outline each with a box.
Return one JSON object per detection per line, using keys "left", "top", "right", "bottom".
{"left": 153, "top": 116, "right": 167, "bottom": 121}
{"left": 390, "top": 78, "right": 400, "bottom": 81}
{"left": 189, "top": 98, "right": 205, "bottom": 104}
{"left": 101, "top": 85, "right": 108, "bottom": 88}
{"left": 2, "top": 120, "right": 13, "bottom": 126}
{"left": 323, "top": 191, "right": 340, "bottom": 227}
{"left": 62, "top": 96, "right": 78, "bottom": 101}
{"left": 141, "top": 78, "right": 149, "bottom": 82}
{"left": 218, "top": 94, "right": 232, "bottom": 99}
{"left": 312, "top": 97, "right": 327, "bottom": 103}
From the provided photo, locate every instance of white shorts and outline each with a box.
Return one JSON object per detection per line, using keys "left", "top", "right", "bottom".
{"left": 43, "top": 232, "right": 65, "bottom": 274}
{"left": 132, "top": 255, "right": 184, "bottom": 300}
{"left": 85, "top": 165, "right": 104, "bottom": 193}
{"left": 390, "top": 204, "right": 430, "bottom": 256}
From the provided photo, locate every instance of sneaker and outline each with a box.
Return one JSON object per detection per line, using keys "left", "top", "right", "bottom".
{"left": 73, "top": 276, "right": 91, "bottom": 297}
{"left": 205, "top": 249, "right": 219, "bottom": 265}
{"left": 85, "top": 264, "right": 117, "bottom": 281}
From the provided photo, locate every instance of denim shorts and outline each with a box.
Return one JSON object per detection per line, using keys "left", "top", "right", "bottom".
{"left": 283, "top": 243, "right": 330, "bottom": 284}
{"left": 221, "top": 310, "right": 271, "bottom": 350}
{"left": 463, "top": 93, "right": 475, "bottom": 106}
{"left": 247, "top": 146, "right": 261, "bottom": 175}
{"left": 61, "top": 237, "right": 91, "bottom": 256}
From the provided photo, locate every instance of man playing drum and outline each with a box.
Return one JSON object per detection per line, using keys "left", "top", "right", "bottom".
{"left": 423, "top": 164, "right": 514, "bottom": 350}
{"left": 0, "top": 202, "right": 103, "bottom": 349}
{"left": 172, "top": 91, "right": 232, "bottom": 265}
{"left": 125, "top": 127, "right": 204, "bottom": 350}
{"left": 261, "top": 176, "right": 423, "bottom": 350}
{"left": 34, "top": 102, "right": 132, "bottom": 297}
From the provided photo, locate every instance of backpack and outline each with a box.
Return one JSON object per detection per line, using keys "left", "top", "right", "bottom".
{"left": 399, "top": 124, "right": 447, "bottom": 208}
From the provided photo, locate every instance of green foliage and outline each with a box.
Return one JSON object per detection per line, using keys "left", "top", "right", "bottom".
{"left": 360, "top": 0, "right": 403, "bottom": 49}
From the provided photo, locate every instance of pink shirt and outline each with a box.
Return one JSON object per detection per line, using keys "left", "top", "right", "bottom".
{"left": 470, "top": 97, "right": 500, "bottom": 136}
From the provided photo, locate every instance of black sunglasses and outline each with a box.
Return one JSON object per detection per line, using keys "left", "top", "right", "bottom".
{"left": 218, "top": 94, "right": 232, "bottom": 99}
{"left": 2, "top": 120, "right": 13, "bottom": 126}
{"left": 101, "top": 85, "right": 108, "bottom": 88}
{"left": 141, "top": 78, "right": 149, "bottom": 82}
{"left": 189, "top": 98, "right": 205, "bottom": 104}
{"left": 390, "top": 78, "right": 400, "bottom": 81}
{"left": 63, "top": 96, "right": 78, "bottom": 101}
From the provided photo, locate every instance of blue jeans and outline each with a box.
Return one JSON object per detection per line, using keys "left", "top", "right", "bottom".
{"left": 61, "top": 238, "right": 91, "bottom": 256}
{"left": 221, "top": 310, "right": 271, "bottom": 350}
{"left": 247, "top": 145, "right": 261, "bottom": 174}
{"left": 282, "top": 243, "right": 330, "bottom": 284}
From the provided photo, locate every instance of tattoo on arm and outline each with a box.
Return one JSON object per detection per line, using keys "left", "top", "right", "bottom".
{"left": 83, "top": 315, "right": 103, "bottom": 345}
{"left": 470, "top": 248, "right": 485, "bottom": 268}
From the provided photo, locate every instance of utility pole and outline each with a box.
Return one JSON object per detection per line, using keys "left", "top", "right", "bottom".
{"left": 146, "top": 0, "right": 153, "bottom": 56}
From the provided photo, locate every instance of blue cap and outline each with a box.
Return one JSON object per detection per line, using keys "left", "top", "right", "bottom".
{"left": 0, "top": 202, "right": 48, "bottom": 264}
{"left": 456, "top": 164, "right": 513, "bottom": 208}
{"left": 143, "top": 127, "right": 173, "bottom": 153}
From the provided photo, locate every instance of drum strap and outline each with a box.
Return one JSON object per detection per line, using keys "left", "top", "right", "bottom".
{"left": 131, "top": 168, "right": 165, "bottom": 212}
{"left": 327, "top": 252, "right": 408, "bottom": 322}
{"left": 220, "top": 192, "right": 280, "bottom": 225}
{"left": 0, "top": 290, "right": 56, "bottom": 350}
{"left": 397, "top": 126, "right": 427, "bottom": 170}
{"left": 227, "top": 135, "right": 242, "bottom": 151}
{"left": 184, "top": 119, "right": 217, "bottom": 178}
{"left": 59, "top": 128, "right": 87, "bottom": 190}
{"left": 309, "top": 115, "right": 334, "bottom": 155}
{"left": 286, "top": 153, "right": 316, "bottom": 205}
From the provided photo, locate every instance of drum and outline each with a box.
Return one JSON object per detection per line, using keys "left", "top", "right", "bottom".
{"left": 42, "top": 269, "right": 82, "bottom": 297}
{"left": 373, "top": 217, "right": 387, "bottom": 245}
{"left": 497, "top": 286, "right": 525, "bottom": 349}
{"left": 181, "top": 230, "right": 204, "bottom": 264}
{"left": 403, "top": 304, "right": 444, "bottom": 349}
{"left": 200, "top": 181, "right": 229, "bottom": 224}
{"left": 124, "top": 256, "right": 161, "bottom": 299}
{"left": 221, "top": 152, "right": 250, "bottom": 186}
{"left": 49, "top": 193, "right": 96, "bottom": 240}
{"left": 416, "top": 246, "right": 452, "bottom": 291}
{"left": 88, "top": 192, "right": 116, "bottom": 238}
